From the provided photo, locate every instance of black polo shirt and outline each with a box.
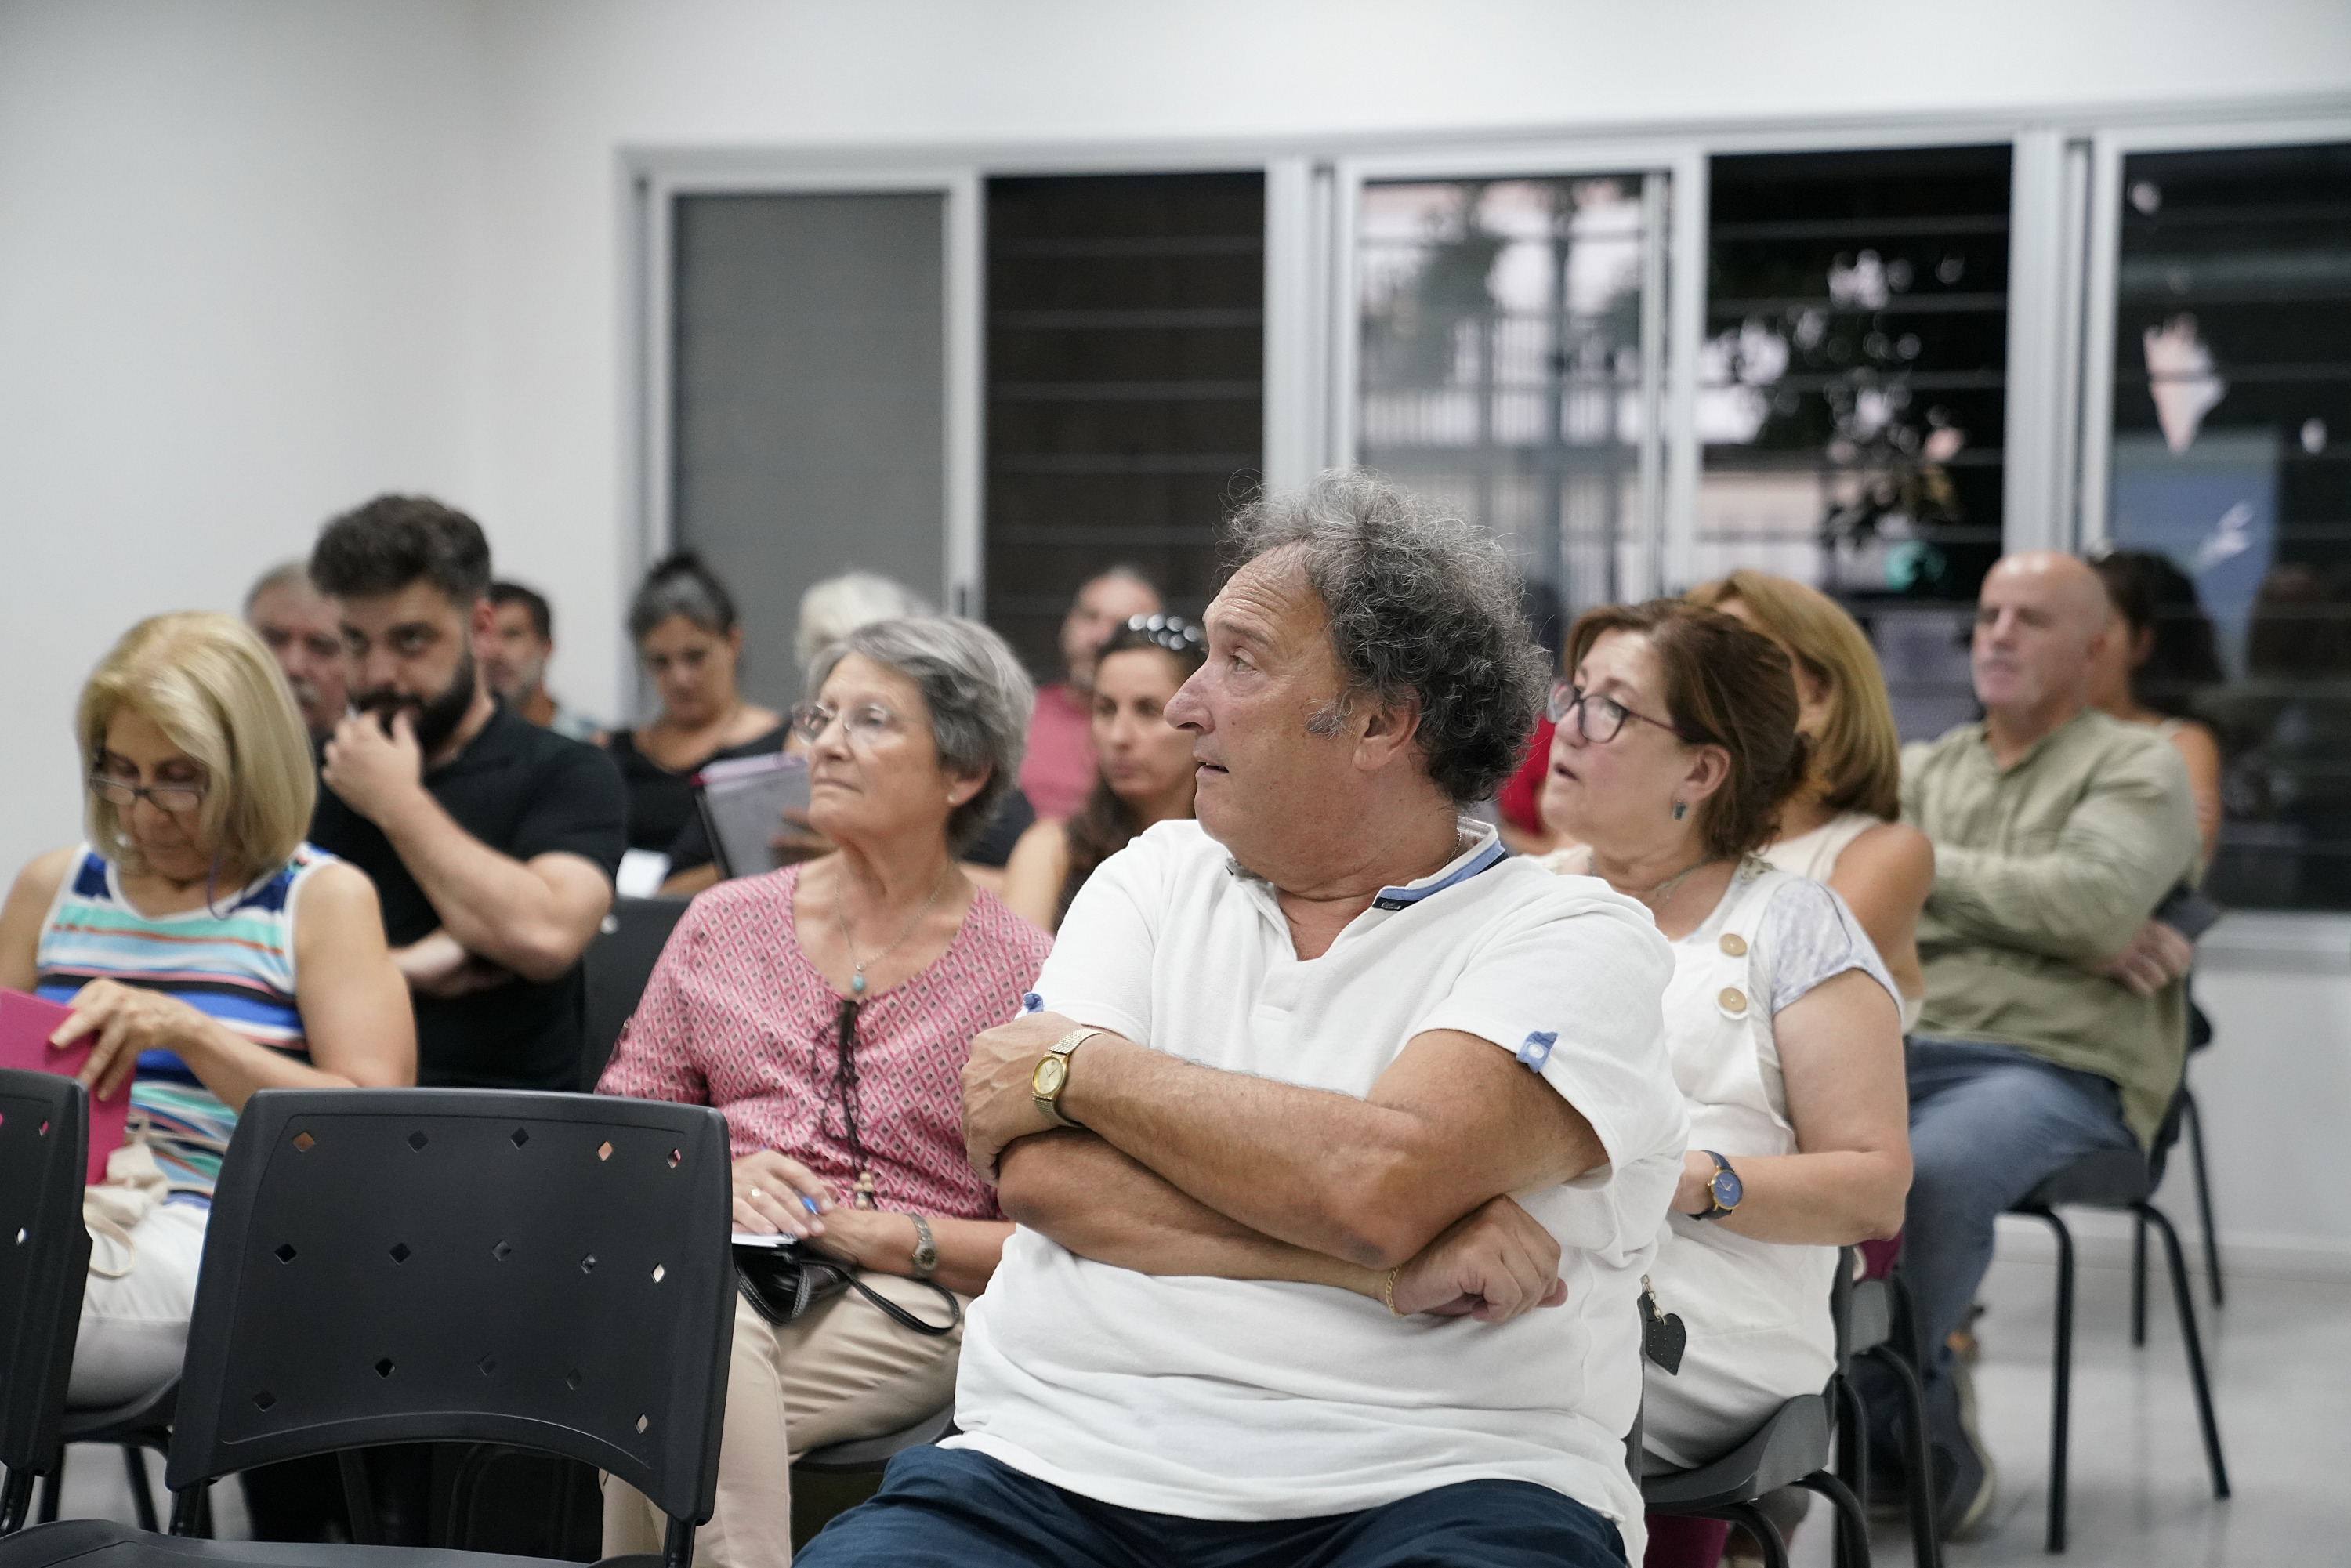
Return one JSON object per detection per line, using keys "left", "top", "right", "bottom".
{"left": 310, "top": 704, "right": 629, "bottom": 1092}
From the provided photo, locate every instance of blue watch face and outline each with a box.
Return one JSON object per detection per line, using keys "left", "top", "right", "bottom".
{"left": 1712, "top": 1166, "right": 1744, "bottom": 1208}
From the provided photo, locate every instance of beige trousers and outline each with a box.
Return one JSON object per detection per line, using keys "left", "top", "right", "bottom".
{"left": 602, "top": 1273, "right": 965, "bottom": 1568}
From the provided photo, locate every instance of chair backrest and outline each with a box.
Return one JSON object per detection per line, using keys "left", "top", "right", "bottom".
{"left": 582, "top": 897, "right": 694, "bottom": 1091}
{"left": 165, "top": 1088, "right": 733, "bottom": 1528}
{"left": 0, "top": 1070, "right": 92, "bottom": 1481}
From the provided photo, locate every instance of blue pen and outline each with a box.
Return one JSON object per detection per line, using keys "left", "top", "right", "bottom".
{"left": 802, "top": 1195, "right": 821, "bottom": 1216}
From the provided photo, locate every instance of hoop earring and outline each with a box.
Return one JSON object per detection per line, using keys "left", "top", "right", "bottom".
{"left": 1671, "top": 800, "right": 1688, "bottom": 821}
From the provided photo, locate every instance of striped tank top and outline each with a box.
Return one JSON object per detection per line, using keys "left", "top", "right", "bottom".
{"left": 35, "top": 843, "right": 328, "bottom": 1197}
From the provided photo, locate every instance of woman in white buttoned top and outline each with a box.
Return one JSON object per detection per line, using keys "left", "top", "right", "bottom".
{"left": 1537, "top": 598, "right": 1911, "bottom": 1473}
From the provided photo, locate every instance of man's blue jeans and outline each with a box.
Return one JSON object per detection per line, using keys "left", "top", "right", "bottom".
{"left": 1900, "top": 1037, "right": 2138, "bottom": 1413}
{"left": 796, "top": 1445, "right": 1628, "bottom": 1568}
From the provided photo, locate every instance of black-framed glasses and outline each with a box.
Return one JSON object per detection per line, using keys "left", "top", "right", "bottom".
{"left": 89, "top": 775, "right": 206, "bottom": 813}
{"left": 1547, "top": 683, "right": 1677, "bottom": 744}
{"left": 790, "top": 701, "right": 908, "bottom": 749}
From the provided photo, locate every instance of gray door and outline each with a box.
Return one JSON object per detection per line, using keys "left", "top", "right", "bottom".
{"left": 670, "top": 190, "right": 946, "bottom": 711}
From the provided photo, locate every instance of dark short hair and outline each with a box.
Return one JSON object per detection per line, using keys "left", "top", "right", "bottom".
{"left": 311, "top": 495, "right": 491, "bottom": 608}
{"left": 1564, "top": 599, "right": 1809, "bottom": 860}
{"left": 490, "top": 581, "right": 554, "bottom": 643}
{"left": 629, "top": 552, "right": 737, "bottom": 643}
{"left": 1222, "top": 473, "right": 1548, "bottom": 805}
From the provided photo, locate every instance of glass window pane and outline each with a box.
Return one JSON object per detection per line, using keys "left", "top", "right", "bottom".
{"left": 1700, "top": 146, "right": 2012, "bottom": 741}
{"left": 1356, "top": 176, "right": 1662, "bottom": 631}
{"left": 2103, "top": 140, "right": 2351, "bottom": 911}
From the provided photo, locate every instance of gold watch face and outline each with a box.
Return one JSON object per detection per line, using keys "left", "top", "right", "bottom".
{"left": 1031, "top": 1056, "right": 1069, "bottom": 1099}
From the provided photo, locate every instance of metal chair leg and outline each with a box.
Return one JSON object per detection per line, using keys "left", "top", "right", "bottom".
{"left": 2180, "top": 1089, "right": 2223, "bottom": 1308}
{"left": 2, "top": 1468, "right": 34, "bottom": 1535}
{"left": 2020, "top": 1207, "right": 2076, "bottom": 1554}
{"left": 121, "top": 1447, "right": 158, "bottom": 1534}
{"left": 2138, "top": 1203, "right": 2231, "bottom": 1501}
{"left": 34, "top": 1468, "right": 60, "bottom": 1526}
{"left": 1797, "top": 1469, "right": 1875, "bottom": 1568}
{"left": 2130, "top": 1209, "right": 2149, "bottom": 1346}
{"left": 1834, "top": 1372, "right": 1870, "bottom": 1507}
{"left": 1860, "top": 1342, "right": 1943, "bottom": 1568}
{"left": 1717, "top": 1501, "right": 1792, "bottom": 1568}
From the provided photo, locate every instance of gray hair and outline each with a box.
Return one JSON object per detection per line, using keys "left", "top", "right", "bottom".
{"left": 243, "top": 559, "right": 317, "bottom": 614}
{"left": 795, "top": 571, "right": 936, "bottom": 673}
{"left": 808, "top": 617, "right": 1034, "bottom": 852}
{"left": 1223, "top": 471, "right": 1547, "bottom": 805}
{"left": 628, "top": 552, "right": 737, "bottom": 643}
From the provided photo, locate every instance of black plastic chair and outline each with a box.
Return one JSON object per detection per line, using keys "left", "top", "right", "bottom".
{"left": 0, "top": 1071, "right": 92, "bottom": 1537}
{"left": 2007, "top": 1125, "right": 2230, "bottom": 1553}
{"left": 1834, "top": 1258, "right": 1940, "bottom": 1568}
{"left": 0, "top": 1087, "right": 734, "bottom": 1568}
{"left": 34, "top": 1385, "right": 179, "bottom": 1534}
{"left": 1643, "top": 1255, "right": 1871, "bottom": 1568}
{"left": 582, "top": 898, "right": 694, "bottom": 1092}
{"left": 2135, "top": 1000, "right": 2222, "bottom": 1315}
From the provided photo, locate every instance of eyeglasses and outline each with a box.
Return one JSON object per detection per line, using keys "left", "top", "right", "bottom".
{"left": 790, "top": 701, "right": 908, "bottom": 749}
{"left": 1547, "top": 683, "right": 1677, "bottom": 744}
{"left": 89, "top": 775, "right": 206, "bottom": 813}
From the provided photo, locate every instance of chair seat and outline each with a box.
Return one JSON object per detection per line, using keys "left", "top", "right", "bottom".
{"left": 0, "top": 1519, "right": 593, "bottom": 1568}
{"left": 59, "top": 1385, "right": 178, "bottom": 1447}
{"left": 1642, "top": 1393, "right": 1830, "bottom": 1512}
{"left": 2018, "top": 1147, "right": 2150, "bottom": 1210}
{"left": 793, "top": 1408, "right": 955, "bottom": 1474}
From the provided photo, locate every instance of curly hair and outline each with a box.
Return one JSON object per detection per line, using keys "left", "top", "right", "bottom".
{"left": 1564, "top": 599, "right": 1809, "bottom": 860}
{"left": 311, "top": 494, "right": 491, "bottom": 607}
{"left": 1222, "top": 473, "right": 1548, "bottom": 805}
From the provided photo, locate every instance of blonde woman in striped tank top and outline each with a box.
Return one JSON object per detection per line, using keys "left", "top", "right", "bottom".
{"left": 1688, "top": 572, "right": 1933, "bottom": 1030}
{"left": 0, "top": 613, "right": 412, "bottom": 1410}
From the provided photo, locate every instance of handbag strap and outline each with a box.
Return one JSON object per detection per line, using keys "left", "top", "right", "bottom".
{"left": 842, "top": 1271, "right": 963, "bottom": 1338}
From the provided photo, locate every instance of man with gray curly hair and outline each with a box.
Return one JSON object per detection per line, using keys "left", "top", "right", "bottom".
{"left": 800, "top": 474, "right": 1688, "bottom": 1568}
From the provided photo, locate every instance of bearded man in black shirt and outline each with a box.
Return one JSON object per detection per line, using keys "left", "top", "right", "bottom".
{"left": 306, "top": 494, "right": 627, "bottom": 1092}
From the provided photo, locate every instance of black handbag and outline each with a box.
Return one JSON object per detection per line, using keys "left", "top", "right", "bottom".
{"left": 733, "top": 1243, "right": 962, "bottom": 1337}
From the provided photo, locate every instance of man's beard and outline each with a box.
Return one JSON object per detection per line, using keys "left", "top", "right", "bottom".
{"left": 357, "top": 649, "right": 479, "bottom": 757}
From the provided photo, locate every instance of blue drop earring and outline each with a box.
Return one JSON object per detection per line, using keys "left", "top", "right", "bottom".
{"left": 1672, "top": 800, "right": 1688, "bottom": 821}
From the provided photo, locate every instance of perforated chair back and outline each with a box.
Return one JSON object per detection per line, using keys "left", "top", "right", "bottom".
{"left": 582, "top": 897, "right": 693, "bottom": 1091}
{"left": 0, "top": 1070, "right": 92, "bottom": 1493}
{"left": 163, "top": 1089, "right": 732, "bottom": 1529}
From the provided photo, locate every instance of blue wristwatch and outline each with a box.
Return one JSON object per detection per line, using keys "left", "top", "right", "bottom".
{"left": 1697, "top": 1150, "right": 1743, "bottom": 1220}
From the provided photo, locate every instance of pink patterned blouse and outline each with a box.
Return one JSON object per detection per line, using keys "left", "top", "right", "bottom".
{"left": 597, "top": 866, "right": 1052, "bottom": 1221}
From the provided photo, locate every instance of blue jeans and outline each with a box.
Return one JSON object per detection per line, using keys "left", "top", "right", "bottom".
{"left": 1900, "top": 1037, "right": 2138, "bottom": 1409}
{"left": 797, "top": 1445, "right": 1628, "bottom": 1568}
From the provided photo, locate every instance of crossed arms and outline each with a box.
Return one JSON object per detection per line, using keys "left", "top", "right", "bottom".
{"left": 962, "top": 1018, "right": 1608, "bottom": 1320}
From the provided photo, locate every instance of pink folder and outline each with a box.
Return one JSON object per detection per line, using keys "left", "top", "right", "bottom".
{"left": 1, "top": 988, "right": 130, "bottom": 1185}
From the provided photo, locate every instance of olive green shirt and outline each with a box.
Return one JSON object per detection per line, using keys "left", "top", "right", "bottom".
{"left": 1901, "top": 708, "right": 2198, "bottom": 1146}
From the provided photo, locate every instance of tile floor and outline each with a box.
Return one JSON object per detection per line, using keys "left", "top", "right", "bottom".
{"left": 37, "top": 1227, "right": 2349, "bottom": 1566}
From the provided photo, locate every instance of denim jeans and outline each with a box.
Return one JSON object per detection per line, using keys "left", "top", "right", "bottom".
{"left": 1898, "top": 1036, "right": 2138, "bottom": 1423}
{"left": 797, "top": 1445, "right": 1628, "bottom": 1568}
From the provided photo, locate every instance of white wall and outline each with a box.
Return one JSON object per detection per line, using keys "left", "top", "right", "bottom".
{"left": 4, "top": 2, "right": 2349, "bottom": 1262}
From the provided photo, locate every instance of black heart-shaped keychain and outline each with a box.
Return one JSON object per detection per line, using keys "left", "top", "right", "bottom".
{"left": 1639, "top": 1276, "right": 1686, "bottom": 1375}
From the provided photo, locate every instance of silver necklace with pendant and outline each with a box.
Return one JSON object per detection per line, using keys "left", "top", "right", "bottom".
{"left": 835, "top": 863, "right": 951, "bottom": 996}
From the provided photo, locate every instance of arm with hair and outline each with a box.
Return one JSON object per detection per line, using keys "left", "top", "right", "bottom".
{"left": 1922, "top": 744, "right": 2198, "bottom": 964}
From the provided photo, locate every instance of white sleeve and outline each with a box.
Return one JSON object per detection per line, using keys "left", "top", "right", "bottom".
{"left": 1758, "top": 877, "right": 1900, "bottom": 1016}
{"left": 1024, "top": 829, "right": 1165, "bottom": 1046}
{"left": 1417, "top": 891, "right": 1687, "bottom": 1262}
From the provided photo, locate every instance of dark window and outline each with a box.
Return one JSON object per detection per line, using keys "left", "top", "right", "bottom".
{"left": 984, "top": 172, "right": 1265, "bottom": 675}
{"left": 2103, "top": 141, "right": 2351, "bottom": 910}
{"left": 1701, "top": 145, "right": 2013, "bottom": 741}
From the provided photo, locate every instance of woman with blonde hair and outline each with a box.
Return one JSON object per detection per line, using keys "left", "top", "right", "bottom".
{"left": 1686, "top": 570, "right": 1932, "bottom": 1025}
{"left": 0, "top": 612, "right": 414, "bottom": 1411}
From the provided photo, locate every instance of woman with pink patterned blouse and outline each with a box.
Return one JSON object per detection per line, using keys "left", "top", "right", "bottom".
{"left": 599, "top": 617, "right": 1052, "bottom": 1568}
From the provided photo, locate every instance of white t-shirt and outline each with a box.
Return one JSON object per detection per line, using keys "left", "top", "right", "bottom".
{"left": 946, "top": 819, "right": 1687, "bottom": 1543}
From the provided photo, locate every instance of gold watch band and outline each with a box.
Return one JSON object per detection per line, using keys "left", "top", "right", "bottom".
{"left": 1033, "top": 1026, "right": 1103, "bottom": 1129}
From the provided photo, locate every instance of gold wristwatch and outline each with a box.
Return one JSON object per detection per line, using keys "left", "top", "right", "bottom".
{"left": 1031, "top": 1027, "right": 1103, "bottom": 1128}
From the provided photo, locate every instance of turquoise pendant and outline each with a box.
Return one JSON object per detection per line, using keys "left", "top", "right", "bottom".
{"left": 849, "top": 971, "right": 868, "bottom": 996}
